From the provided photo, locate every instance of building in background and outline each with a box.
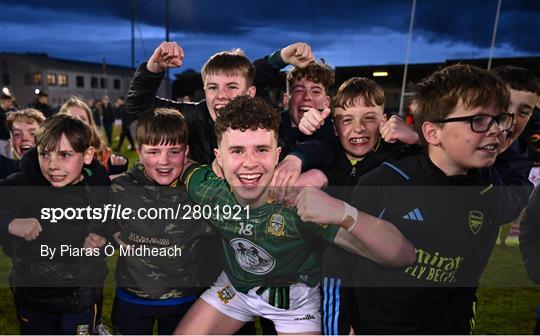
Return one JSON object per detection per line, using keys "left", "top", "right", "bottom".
{"left": 0, "top": 52, "right": 165, "bottom": 108}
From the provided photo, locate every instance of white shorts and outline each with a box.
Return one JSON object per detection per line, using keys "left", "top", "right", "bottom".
{"left": 529, "top": 166, "right": 540, "bottom": 186}
{"left": 200, "top": 271, "right": 322, "bottom": 334}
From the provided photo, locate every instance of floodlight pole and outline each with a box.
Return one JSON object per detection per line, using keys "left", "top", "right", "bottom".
{"left": 487, "top": 0, "right": 502, "bottom": 70}
{"left": 131, "top": 0, "right": 135, "bottom": 69}
{"left": 165, "top": 0, "right": 171, "bottom": 98}
{"left": 398, "top": 0, "right": 416, "bottom": 117}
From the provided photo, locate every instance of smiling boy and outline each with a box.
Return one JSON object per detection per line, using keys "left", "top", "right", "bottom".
{"left": 88, "top": 108, "right": 213, "bottom": 335}
{"left": 0, "top": 114, "right": 110, "bottom": 334}
{"left": 6, "top": 108, "right": 45, "bottom": 160}
{"left": 270, "top": 62, "right": 339, "bottom": 199}
{"left": 319, "top": 77, "right": 419, "bottom": 192}
{"left": 174, "top": 96, "right": 414, "bottom": 335}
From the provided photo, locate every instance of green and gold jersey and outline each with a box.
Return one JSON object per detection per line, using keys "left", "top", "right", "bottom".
{"left": 183, "top": 164, "right": 339, "bottom": 293}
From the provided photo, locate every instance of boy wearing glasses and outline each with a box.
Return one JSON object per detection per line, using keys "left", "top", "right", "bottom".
{"left": 320, "top": 64, "right": 520, "bottom": 334}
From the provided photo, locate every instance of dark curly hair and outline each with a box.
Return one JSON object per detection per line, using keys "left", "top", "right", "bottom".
{"left": 214, "top": 96, "right": 281, "bottom": 143}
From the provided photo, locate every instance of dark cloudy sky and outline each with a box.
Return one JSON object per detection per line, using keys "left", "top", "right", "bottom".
{"left": 1, "top": 0, "right": 539, "bottom": 77}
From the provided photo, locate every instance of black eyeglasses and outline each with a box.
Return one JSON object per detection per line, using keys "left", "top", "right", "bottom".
{"left": 434, "top": 112, "right": 514, "bottom": 133}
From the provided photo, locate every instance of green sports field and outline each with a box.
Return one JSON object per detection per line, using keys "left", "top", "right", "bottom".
{"left": 0, "top": 226, "right": 538, "bottom": 334}
{"left": 474, "top": 236, "right": 540, "bottom": 335}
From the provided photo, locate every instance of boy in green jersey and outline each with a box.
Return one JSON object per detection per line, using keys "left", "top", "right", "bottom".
{"left": 175, "top": 95, "right": 415, "bottom": 335}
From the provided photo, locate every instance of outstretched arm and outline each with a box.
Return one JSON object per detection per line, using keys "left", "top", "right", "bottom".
{"left": 254, "top": 42, "right": 315, "bottom": 102}
{"left": 126, "top": 41, "right": 186, "bottom": 122}
{"left": 296, "top": 187, "right": 416, "bottom": 267}
{"left": 146, "top": 41, "right": 184, "bottom": 73}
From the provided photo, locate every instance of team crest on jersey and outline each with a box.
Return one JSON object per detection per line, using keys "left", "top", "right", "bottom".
{"left": 468, "top": 211, "right": 484, "bottom": 234}
{"left": 267, "top": 214, "right": 286, "bottom": 237}
{"left": 76, "top": 324, "right": 90, "bottom": 335}
{"left": 230, "top": 238, "right": 276, "bottom": 275}
{"left": 217, "top": 285, "right": 236, "bottom": 304}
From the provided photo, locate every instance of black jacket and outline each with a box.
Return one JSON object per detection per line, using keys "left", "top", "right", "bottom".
{"left": 494, "top": 138, "right": 534, "bottom": 212}
{"left": 322, "top": 153, "right": 516, "bottom": 334}
{"left": 0, "top": 154, "right": 19, "bottom": 179}
{"left": 0, "top": 148, "right": 110, "bottom": 312}
{"left": 323, "top": 140, "right": 419, "bottom": 200}
{"left": 278, "top": 110, "right": 339, "bottom": 171}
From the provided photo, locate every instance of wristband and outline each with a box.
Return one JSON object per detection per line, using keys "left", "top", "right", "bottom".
{"left": 340, "top": 202, "right": 358, "bottom": 232}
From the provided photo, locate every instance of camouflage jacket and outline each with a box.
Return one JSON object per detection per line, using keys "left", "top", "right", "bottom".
{"left": 111, "top": 162, "right": 212, "bottom": 300}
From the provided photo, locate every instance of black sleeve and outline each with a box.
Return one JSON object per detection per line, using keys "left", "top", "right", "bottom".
{"left": 253, "top": 51, "right": 287, "bottom": 105}
{"left": 126, "top": 63, "right": 164, "bottom": 121}
{"left": 500, "top": 162, "right": 533, "bottom": 188}
{"left": 520, "top": 186, "right": 540, "bottom": 284}
{"left": 495, "top": 153, "right": 534, "bottom": 219}
{"left": 0, "top": 155, "right": 20, "bottom": 179}
{"left": 253, "top": 56, "right": 280, "bottom": 100}
{"left": 0, "top": 193, "right": 16, "bottom": 238}
{"left": 491, "top": 166, "right": 531, "bottom": 224}
{"left": 126, "top": 62, "right": 191, "bottom": 123}
{"left": 291, "top": 121, "right": 339, "bottom": 171}
{"left": 502, "top": 172, "right": 533, "bottom": 216}
{"left": 0, "top": 173, "right": 26, "bottom": 237}
{"left": 0, "top": 206, "right": 15, "bottom": 258}
{"left": 499, "top": 186, "right": 530, "bottom": 225}
{"left": 0, "top": 179, "right": 24, "bottom": 258}
{"left": 106, "top": 155, "right": 129, "bottom": 176}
